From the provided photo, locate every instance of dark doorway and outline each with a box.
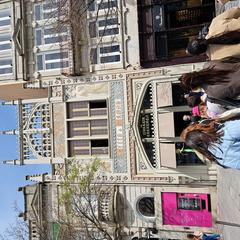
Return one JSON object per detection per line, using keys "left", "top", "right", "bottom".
{"left": 138, "top": 0, "right": 215, "bottom": 67}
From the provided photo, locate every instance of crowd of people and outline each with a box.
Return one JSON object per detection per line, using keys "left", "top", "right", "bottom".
{"left": 180, "top": 7, "right": 240, "bottom": 170}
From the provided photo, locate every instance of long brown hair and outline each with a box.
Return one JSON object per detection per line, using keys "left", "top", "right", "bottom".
{"left": 179, "top": 67, "right": 232, "bottom": 92}
{"left": 180, "top": 120, "right": 223, "bottom": 161}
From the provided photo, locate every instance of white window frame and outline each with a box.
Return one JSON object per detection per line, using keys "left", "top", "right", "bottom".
{"left": 0, "top": 8, "right": 11, "bottom": 29}
{"left": 35, "top": 26, "right": 69, "bottom": 47}
{"left": 89, "top": 16, "right": 119, "bottom": 39}
{"left": 0, "top": 33, "right": 12, "bottom": 52}
{"left": 36, "top": 50, "right": 69, "bottom": 72}
{"left": 0, "top": 58, "right": 13, "bottom": 76}
{"left": 90, "top": 43, "right": 122, "bottom": 70}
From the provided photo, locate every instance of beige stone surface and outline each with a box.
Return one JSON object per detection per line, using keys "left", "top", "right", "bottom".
{"left": 52, "top": 103, "right": 66, "bottom": 158}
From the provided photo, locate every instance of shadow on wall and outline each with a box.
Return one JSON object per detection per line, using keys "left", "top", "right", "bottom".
{"left": 116, "top": 192, "right": 135, "bottom": 226}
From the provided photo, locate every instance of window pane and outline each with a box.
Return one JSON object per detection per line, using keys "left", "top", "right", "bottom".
{"left": 99, "top": 28, "right": 119, "bottom": 36}
{"left": 36, "top": 29, "right": 42, "bottom": 46}
{"left": 0, "top": 59, "right": 11, "bottom": 65}
{"left": 45, "top": 36, "right": 60, "bottom": 44}
{"left": 0, "top": 43, "right": 11, "bottom": 51}
{"left": 91, "top": 147, "right": 108, "bottom": 155}
{"left": 177, "top": 198, "right": 201, "bottom": 210}
{"left": 46, "top": 61, "right": 69, "bottom": 69}
{"left": 91, "top": 119, "right": 107, "bottom": 127}
{"left": 89, "top": 101, "right": 106, "bottom": 109}
{"left": 35, "top": 5, "right": 41, "bottom": 20}
{"left": 98, "top": 0, "right": 117, "bottom": 10}
{"left": 37, "top": 55, "right": 43, "bottom": 70}
{"left": 0, "top": 9, "right": 11, "bottom": 18}
{"left": 91, "top": 139, "right": 108, "bottom": 147}
{"left": 0, "top": 34, "right": 11, "bottom": 42}
{"left": 138, "top": 197, "right": 155, "bottom": 217}
{"left": 89, "top": 22, "right": 97, "bottom": 38}
{"left": 45, "top": 52, "right": 68, "bottom": 60}
{"left": 0, "top": 19, "right": 10, "bottom": 27}
{"left": 90, "top": 48, "right": 97, "bottom": 64}
{"left": 88, "top": 0, "right": 95, "bottom": 11}
{"left": 0, "top": 67, "right": 12, "bottom": 74}
{"left": 91, "top": 128, "right": 108, "bottom": 135}
{"left": 100, "top": 45, "right": 119, "bottom": 54}
{"left": 44, "top": 28, "right": 57, "bottom": 35}
{"left": 98, "top": 18, "right": 118, "bottom": 27}
{"left": 100, "top": 55, "right": 120, "bottom": 63}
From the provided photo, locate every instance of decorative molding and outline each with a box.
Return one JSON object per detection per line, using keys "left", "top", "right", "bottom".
{"left": 43, "top": 73, "right": 126, "bottom": 88}
{"left": 110, "top": 81, "right": 128, "bottom": 173}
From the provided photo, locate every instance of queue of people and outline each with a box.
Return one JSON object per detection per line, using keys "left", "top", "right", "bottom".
{"left": 180, "top": 7, "right": 240, "bottom": 170}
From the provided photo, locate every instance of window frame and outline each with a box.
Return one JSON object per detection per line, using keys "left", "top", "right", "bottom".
{"left": 135, "top": 193, "right": 156, "bottom": 222}
{"left": 36, "top": 50, "right": 69, "bottom": 71}
{"left": 66, "top": 100, "right": 110, "bottom": 158}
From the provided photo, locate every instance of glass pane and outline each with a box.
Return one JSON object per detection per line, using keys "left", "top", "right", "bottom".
{"left": 90, "top": 109, "right": 107, "bottom": 116}
{"left": 0, "top": 59, "right": 12, "bottom": 65}
{"left": 0, "top": 19, "right": 10, "bottom": 27}
{"left": 98, "top": 0, "right": 117, "bottom": 10}
{"left": 45, "top": 36, "right": 60, "bottom": 44}
{"left": 45, "top": 52, "right": 68, "bottom": 60}
{"left": 35, "top": 5, "right": 41, "bottom": 20}
{"left": 37, "top": 55, "right": 43, "bottom": 70}
{"left": 0, "top": 67, "right": 12, "bottom": 74}
{"left": 91, "top": 128, "right": 108, "bottom": 135}
{"left": 36, "top": 29, "right": 42, "bottom": 46}
{"left": 99, "top": 28, "right": 119, "bottom": 36}
{"left": 0, "top": 43, "right": 11, "bottom": 51}
{"left": 90, "top": 48, "right": 97, "bottom": 64}
{"left": 177, "top": 197, "right": 201, "bottom": 210}
{"left": 91, "top": 119, "right": 107, "bottom": 127}
{"left": 89, "top": 22, "right": 97, "bottom": 38}
{"left": 88, "top": 0, "right": 95, "bottom": 11}
{"left": 91, "top": 139, "right": 108, "bottom": 147}
{"left": 176, "top": 142, "right": 204, "bottom": 166}
{"left": 0, "top": 34, "right": 11, "bottom": 42}
{"left": 0, "top": 9, "right": 11, "bottom": 18}
{"left": 98, "top": 18, "right": 118, "bottom": 27}
{"left": 100, "top": 45, "right": 119, "bottom": 54}
{"left": 46, "top": 61, "right": 69, "bottom": 69}
{"left": 100, "top": 55, "right": 120, "bottom": 63}
{"left": 91, "top": 147, "right": 108, "bottom": 155}
{"left": 138, "top": 197, "right": 155, "bottom": 217}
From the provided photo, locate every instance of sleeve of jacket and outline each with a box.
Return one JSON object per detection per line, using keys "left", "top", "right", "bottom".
{"left": 206, "top": 85, "right": 236, "bottom": 100}
{"left": 224, "top": 120, "right": 240, "bottom": 141}
{"left": 206, "top": 7, "right": 240, "bottom": 39}
{"left": 204, "top": 234, "right": 221, "bottom": 240}
{"left": 217, "top": 7, "right": 240, "bottom": 19}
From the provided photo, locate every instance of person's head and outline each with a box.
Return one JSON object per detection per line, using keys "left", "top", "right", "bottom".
{"left": 187, "top": 233, "right": 195, "bottom": 240}
{"left": 186, "top": 95, "right": 202, "bottom": 108}
{"left": 186, "top": 39, "right": 208, "bottom": 56}
{"left": 179, "top": 68, "right": 232, "bottom": 92}
{"left": 180, "top": 121, "right": 223, "bottom": 161}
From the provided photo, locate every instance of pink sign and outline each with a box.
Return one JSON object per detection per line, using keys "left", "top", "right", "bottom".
{"left": 161, "top": 192, "right": 212, "bottom": 227}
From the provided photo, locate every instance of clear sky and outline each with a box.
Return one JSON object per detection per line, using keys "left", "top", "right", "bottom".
{"left": 0, "top": 104, "right": 50, "bottom": 233}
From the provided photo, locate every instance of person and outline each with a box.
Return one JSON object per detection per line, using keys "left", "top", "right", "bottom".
{"left": 186, "top": 7, "right": 240, "bottom": 60}
{"left": 186, "top": 93, "right": 236, "bottom": 119}
{"left": 180, "top": 118, "right": 240, "bottom": 169}
{"left": 179, "top": 60, "right": 240, "bottom": 103}
{"left": 187, "top": 231, "right": 221, "bottom": 240}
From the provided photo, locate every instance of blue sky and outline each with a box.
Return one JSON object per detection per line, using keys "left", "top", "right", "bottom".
{"left": 0, "top": 105, "right": 50, "bottom": 233}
